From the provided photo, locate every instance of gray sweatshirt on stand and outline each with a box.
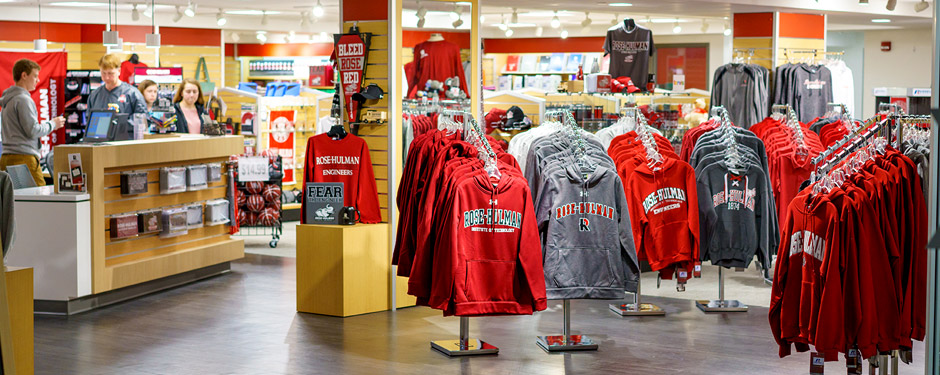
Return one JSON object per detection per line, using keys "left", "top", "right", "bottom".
{"left": 0, "top": 85, "right": 54, "bottom": 157}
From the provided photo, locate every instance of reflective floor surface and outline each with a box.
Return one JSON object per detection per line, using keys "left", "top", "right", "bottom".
{"left": 34, "top": 254, "right": 926, "bottom": 374}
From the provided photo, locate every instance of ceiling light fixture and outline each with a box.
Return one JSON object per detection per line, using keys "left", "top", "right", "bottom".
{"left": 581, "top": 12, "right": 591, "bottom": 28}
{"left": 261, "top": 10, "right": 269, "bottom": 26}
{"left": 505, "top": 28, "right": 513, "bottom": 37}
{"left": 453, "top": 16, "right": 464, "bottom": 28}
{"left": 184, "top": 1, "right": 195, "bottom": 17}
{"left": 416, "top": 0, "right": 427, "bottom": 18}
{"left": 230, "top": 32, "right": 239, "bottom": 43}
{"left": 700, "top": 19, "right": 708, "bottom": 33}
{"left": 871, "top": 18, "right": 892, "bottom": 23}
{"left": 609, "top": 2, "right": 633, "bottom": 6}
{"left": 172, "top": 5, "right": 183, "bottom": 22}
{"left": 645, "top": 16, "right": 652, "bottom": 25}
{"left": 417, "top": 17, "right": 426, "bottom": 28}
{"left": 886, "top": 0, "right": 896, "bottom": 10}
{"left": 143, "top": 4, "right": 152, "bottom": 18}
{"left": 915, "top": 0, "right": 929, "bottom": 12}
{"left": 858, "top": 0, "right": 869, "bottom": 5}
{"left": 560, "top": 29, "right": 569, "bottom": 39}
{"left": 131, "top": 4, "right": 140, "bottom": 21}
{"left": 480, "top": 14, "right": 485, "bottom": 23}
{"left": 216, "top": 9, "right": 226, "bottom": 26}
{"left": 286, "top": 31, "right": 295, "bottom": 43}
{"left": 34, "top": 1, "right": 46, "bottom": 52}
{"left": 498, "top": 14, "right": 508, "bottom": 31}
{"left": 313, "top": 0, "right": 324, "bottom": 18}
{"left": 672, "top": 19, "right": 682, "bottom": 33}
{"left": 300, "top": 12, "right": 310, "bottom": 29}
{"left": 511, "top": 8, "right": 518, "bottom": 24}
{"left": 103, "top": 0, "right": 119, "bottom": 46}
{"left": 451, "top": 5, "right": 461, "bottom": 21}
{"left": 723, "top": 22, "right": 731, "bottom": 36}
{"left": 551, "top": 11, "right": 561, "bottom": 28}
{"left": 146, "top": 0, "right": 160, "bottom": 48}
{"left": 256, "top": 31, "right": 267, "bottom": 43}
{"left": 535, "top": 26, "right": 543, "bottom": 37}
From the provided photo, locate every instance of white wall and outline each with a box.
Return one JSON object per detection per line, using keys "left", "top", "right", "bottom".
{"left": 654, "top": 33, "right": 729, "bottom": 91}
{"left": 827, "top": 31, "right": 865, "bottom": 118}
{"left": 861, "top": 28, "right": 933, "bottom": 118}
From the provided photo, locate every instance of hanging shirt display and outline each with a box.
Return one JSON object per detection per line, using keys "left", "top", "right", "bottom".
{"left": 301, "top": 133, "right": 382, "bottom": 224}
{"left": 773, "top": 63, "right": 834, "bottom": 124}
{"left": 710, "top": 63, "right": 770, "bottom": 128}
{"left": 408, "top": 40, "right": 468, "bottom": 99}
{"left": 603, "top": 24, "right": 655, "bottom": 90}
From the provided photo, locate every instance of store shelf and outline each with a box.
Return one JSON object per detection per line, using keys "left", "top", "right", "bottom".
{"left": 284, "top": 203, "right": 301, "bottom": 210}
{"left": 310, "top": 86, "right": 335, "bottom": 90}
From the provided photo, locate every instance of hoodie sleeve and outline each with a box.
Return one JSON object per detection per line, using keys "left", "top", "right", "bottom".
{"left": 755, "top": 170, "right": 774, "bottom": 271}
{"left": 695, "top": 169, "right": 716, "bottom": 262}
{"left": 356, "top": 140, "right": 382, "bottom": 223}
{"left": 14, "top": 95, "right": 53, "bottom": 139}
{"left": 518, "top": 183, "right": 547, "bottom": 312}
{"left": 683, "top": 163, "right": 701, "bottom": 263}
{"left": 769, "top": 205, "right": 792, "bottom": 357}
{"left": 614, "top": 176, "right": 639, "bottom": 293}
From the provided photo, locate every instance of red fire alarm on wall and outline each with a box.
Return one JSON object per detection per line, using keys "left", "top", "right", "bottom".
{"left": 881, "top": 41, "right": 892, "bottom": 51}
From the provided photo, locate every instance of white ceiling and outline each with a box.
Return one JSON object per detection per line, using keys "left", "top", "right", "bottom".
{"left": 0, "top": 0, "right": 931, "bottom": 44}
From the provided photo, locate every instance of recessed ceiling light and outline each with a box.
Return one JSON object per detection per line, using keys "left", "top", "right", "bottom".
{"left": 871, "top": 18, "right": 891, "bottom": 23}
{"left": 609, "top": 2, "right": 633, "bottom": 6}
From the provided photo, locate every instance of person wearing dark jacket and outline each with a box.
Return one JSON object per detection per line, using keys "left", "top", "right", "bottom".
{"left": 173, "top": 78, "right": 207, "bottom": 134}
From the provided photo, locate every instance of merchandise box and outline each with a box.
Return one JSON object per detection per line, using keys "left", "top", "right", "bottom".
{"left": 586, "top": 74, "right": 612, "bottom": 93}
{"left": 205, "top": 199, "right": 230, "bottom": 226}
{"left": 120, "top": 171, "right": 149, "bottom": 195}
{"left": 498, "top": 76, "right": 512, "bottom": 91}
{"left": 161, "top": 207, "right": 189, "bottom": 238}
{"left": 186, "top": 203, "right": 204, "bottom": 229}
{"left": 505, "top": 55, "right": 520, "bottom": 72}
{"left": 187, "top": 164, "right": 209, "bottom": 191}
{"left": 563, "top": 80, "right": 584, "bottom": 93}
{"left": 109, "top": 214, "right": 139, "bottom": 239}
{"left": 524, "top": 75, "right": 541, "bottom": 89}
{"left": 160, "top": 167, "right": 187, "bottom": 194}
{"left": 519, "top": 55, "right": 537, "bottom": 73}
{"left": 137, "top": 209, "right": 163, "bottom": 234}
{"left": 511, "top": 76, "right": 525, "bottom": 90}
{"left": 537, "top": 56, "right": 551, "bottom": 73}
{"left": 207, "top": 163, "right": 223, "bottom": 182}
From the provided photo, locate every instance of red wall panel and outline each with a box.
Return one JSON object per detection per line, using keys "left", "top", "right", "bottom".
{"left": 483, "top": 37, "right": 605, "bottom": 54}
{"left": 778, "top": 13, "right": 825, "bottom": 39}
{"left": 732, "top": 13, "right": 774, "bottom": 38}
{"left": 231, "top": 43, "right": 334, "bottom": 57}
{"left": 403, "top": 30, "right": 471, "bottom": 49}
{"left": 343, "top": 0, "right": 388, "bottom": 22}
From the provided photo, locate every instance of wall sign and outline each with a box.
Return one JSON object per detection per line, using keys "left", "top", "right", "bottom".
{"left": 336, "top": 33, "right": 367, "bottom": 123}
{"left": 305, "top": 182, "right": 344, "bottom": 224}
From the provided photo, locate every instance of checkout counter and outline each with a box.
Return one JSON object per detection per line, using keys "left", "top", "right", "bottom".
{"left": 6, "top": 135, "right": 245, "bottom": 314}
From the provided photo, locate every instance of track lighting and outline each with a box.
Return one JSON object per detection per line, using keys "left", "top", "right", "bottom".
{"left": 453, "top": 17, "right": 463, "bottom": 28}
{"left": 256, "top": 31, "right": 267, "bottom": 43}
{"left": 700, "top": 19, "right": 708, "bottom": 33}
{"left": 184, "top": 1, "right": 195, "bottom": 17}
{"left": 581, "top": 12, "right": 591, "bottom": 28}
{"left": 230, "top": 32, "right": 240, "bottom": 43}
{"left": 498, "top": 15, "right": 508, "bottom": 31}
{"left": 286, "top": 31, "right": 295, "bottom": 43}
{"left": 216, "top": 9, "right": 227, "bottom": 26}
{"left": 505, "top": 28, "right": 513, "bottom": 37}
{"left": 915, "top": 0, "right": 929, "bottom": 12}
{"left": 143, "top": 4, "right": 152, "bottom": 18}
{"left": 858, "top": 0, "right": 869, "bottom": 4}
{"left": 886, "top": 0, "right": 896, "bottom": 10}
{"left": 480, "top": 14, "right": 485, "bottom": 24}
{"left": 673, "top": 20, "right": 681, "bottom": 33}
{"left": 560, "top": 29, "right": 569, "bottom": 39}
{"left": 321, "top": 31, "right": 328, "bottom": 41}
{"left": 300, "top": 12, "right": 310, "bottom": 29}
{"left": 551, "top": 11, "right": 561, "bottom": 28}
{"left": 261, "top": 11, "right": 268, "bottom": 26}
{"left": 535, "top": 26, "right": 544, "bottom": 37}
{"left": 416, "top": 1, "right": 427, "bottom": 18}
{"left": 511, "top": 8, "right": 518, "bottom": 24}
{"left": 313, "top": 0, "right": 324, "bottom": 18}
{"left": 417, "top": 17, "right": 426, "bottom": 28}
{"left": 611, "top": 14, "right": 619, "bottom": 26}
{"left": 173, "top": 6, "right": 183, "bottom": 22}
{"left": 451, "top": 5, "right": 461, "bottom": 21}
{"left": 131, "top": 4, "right": 140, "bottom": 21}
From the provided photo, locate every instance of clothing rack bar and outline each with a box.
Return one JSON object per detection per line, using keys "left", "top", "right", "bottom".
{"left": 537, "top": 300, "right": 599, "bottom": 352}
{"left": 696, "top": 267, "right": 749, "bottom": 313}
{"left": 430, "top": 317, "right": 499, "bottom": 356}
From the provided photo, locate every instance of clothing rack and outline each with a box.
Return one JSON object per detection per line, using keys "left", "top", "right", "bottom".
{"left": 694, "top": 106, "right": 750, "bottom": 313}
{"left": 732, "top": 48, "right": 773, "bottom": 63}
{"left": 428, "top": 110, "right": 500, "bottom": 357}
{"left": 609, "top": 108, "right": 667, "bottom": 317}
{"left": 535, "top": 109, "right": 600, "bottom": 353}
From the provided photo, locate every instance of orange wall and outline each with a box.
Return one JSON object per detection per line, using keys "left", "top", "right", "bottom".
{"left": 779, "top": 13, "right": 825, "bottom": 39}
{"left": 484, "top": 37, "right": 605, "bottom": 54}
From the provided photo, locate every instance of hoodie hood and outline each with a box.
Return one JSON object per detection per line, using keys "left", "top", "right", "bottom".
{"left": 0, "top": 85, "right": 28, "bottom": 107}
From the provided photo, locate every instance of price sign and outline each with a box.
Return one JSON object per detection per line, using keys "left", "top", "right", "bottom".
{"left": 237, "top": 156, "right": 269, "bottom": 182}
{"left": 336, "top": 33, "right": 366, "bottom": 123}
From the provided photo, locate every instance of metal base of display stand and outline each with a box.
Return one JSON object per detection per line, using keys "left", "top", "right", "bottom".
{"left": 430, "top": 339, "right": 499, "bottom": 356}
{"left": 695, "top": 299, "right": 749, "bottom": 312}
{"left": 608, "top": 303, "right": 666, "bottom": 316}
{"left": 536, "top": 335, "right": 598, "bottom": 352}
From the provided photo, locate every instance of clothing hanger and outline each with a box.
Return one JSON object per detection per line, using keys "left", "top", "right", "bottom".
{"left": 327, "top": 121, "right": 347, "bottom": 139}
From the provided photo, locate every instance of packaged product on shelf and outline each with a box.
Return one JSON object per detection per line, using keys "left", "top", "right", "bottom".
{"left": 109, "top": 214, "right": 139, "bottom": 239}
{"left": 161, "top": 207, "right": 189, "bottom": 238}
{"left": 205, "top": 199, "right": 230, "bottom": 226}
{"left": 186, "top": 203, "right": 204, "bottom": 229}
{"left": 137, "top": 209, "right": 163, "bottom": 234}
{"left": 207, "top": 163, "right": 223, "bottom": 182}
{"left": 160, "top": 167, "right": 187, "bottom": 194}
{"left": 120, "top": 171, "right": 149, "bottom": 195}
{"left": 187, "top": 164, "right": 209, "bottom": 191}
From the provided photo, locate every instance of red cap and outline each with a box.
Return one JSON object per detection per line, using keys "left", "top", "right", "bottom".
{"left": 484, "top": 108, "right": 507, "bottom": 134}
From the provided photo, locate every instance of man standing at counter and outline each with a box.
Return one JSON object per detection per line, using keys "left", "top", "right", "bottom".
{"left": 0, "top": 59, "right": 65, "bottom": 186}
{"left": 87, "top": 54, "right": 146, "bottom": 123}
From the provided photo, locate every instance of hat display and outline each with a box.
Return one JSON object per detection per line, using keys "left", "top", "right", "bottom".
{"left": 352, "top": 83, "right": 385, "bottom": 102}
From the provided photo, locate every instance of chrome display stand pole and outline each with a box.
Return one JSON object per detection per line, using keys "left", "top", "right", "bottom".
{"left": 537, "top": 300, "right": 598, "bottom": 352}
{"left": 609, "top": 275, "right": 665, "bottom": 316}
{"left": 696, "top": 267, "right": 748, "bottom": 312}
{"left": 430, "top": 317, "right": 498, "bottom": 356}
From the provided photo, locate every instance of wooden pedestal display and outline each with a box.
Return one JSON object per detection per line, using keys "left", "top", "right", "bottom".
{"left": 297, "top": 224, "right": 392, "bottom": 317}
{"left": 6, "top": 267, "right": 32, "bottom": 375}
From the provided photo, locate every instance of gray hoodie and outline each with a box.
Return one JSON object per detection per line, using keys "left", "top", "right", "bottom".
{"left": 536, "top": 164, "right": 639, "bottom": 299}
{"left": 0, "top": 85, "right": 54, "bottom": 158}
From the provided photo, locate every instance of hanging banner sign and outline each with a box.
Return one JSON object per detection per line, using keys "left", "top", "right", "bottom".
{"left": 134, "top": 67, "right": 184, "bottom": 84}
{"left": 0, "top": 51, "right": 67, "bottom": 158}
{"left": 336, "top": 33, "right": 366, "bottom": 123}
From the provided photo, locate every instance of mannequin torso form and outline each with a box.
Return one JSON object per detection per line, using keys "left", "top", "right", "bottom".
{"left": 428, "top": 33, "right": 444, "bottom": 41}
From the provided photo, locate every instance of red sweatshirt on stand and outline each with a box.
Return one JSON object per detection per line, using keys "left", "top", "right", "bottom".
{"left": 408, "top": 40, "right": 468, "bottom": 99}
{"left": 302, "top": 134, "right": 382, "bottom": 223}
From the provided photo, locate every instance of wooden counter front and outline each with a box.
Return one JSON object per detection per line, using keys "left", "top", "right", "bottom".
{"left": 53, "top": 135, "right": 246, "bottom": 294}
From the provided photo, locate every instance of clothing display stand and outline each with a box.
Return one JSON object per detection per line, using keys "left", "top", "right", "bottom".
{"left": 430, "top": 317, "right": 498, "bottom": 357}
{"left": 695, "top": 267, "right": 748, "bottom": 312}
{"left": 536, "top": 300, "right": 599, "bottom": 352}
{"left": 608, "top": 276, "right": 665, "bottom": 316}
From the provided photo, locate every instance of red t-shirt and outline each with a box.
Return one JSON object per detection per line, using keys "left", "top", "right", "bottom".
{"left": 120, "top": 61, "right": 148, "bottom": 84}
{"left": 409, "top": 40, "right": 468, "bottom": 99}
{"left": 302, "top": 134, "right": 381, "bottom": 223}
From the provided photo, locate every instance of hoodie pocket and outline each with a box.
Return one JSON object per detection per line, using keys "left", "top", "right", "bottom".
{"left": 550, "top": 248, "right": 617, "bottom": 288}
{"left": 465, "top": 260, "right": 516, "bottom": 302}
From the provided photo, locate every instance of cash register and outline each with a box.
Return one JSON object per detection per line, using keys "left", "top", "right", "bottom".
{"left": 83, "top": 110, "right": 134, "bottom": 143}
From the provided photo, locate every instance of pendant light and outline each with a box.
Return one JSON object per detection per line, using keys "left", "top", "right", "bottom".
{"left": 102, "top": 0, "right": 120, "bottom": 46}
{"left": 312, "top": 0, "right": 324, "bottom": 18}
{"left": 34, "top": 1, "right": 46, "bottom": 52}
{"left": 146, "top": 0, "right": 161, "bottom": 47}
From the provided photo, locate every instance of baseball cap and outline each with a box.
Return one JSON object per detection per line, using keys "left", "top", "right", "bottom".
{"left": 613, "top": 77, "right": 640, "bottom": 93}
{"left": 484, "top": 108, "right": 506, "bottom": 134}
{"left": 504, "top": 106, "right": 529, "bottom": 130}
{"left": 352, "top": 83, "right": 385, "bottom": 103}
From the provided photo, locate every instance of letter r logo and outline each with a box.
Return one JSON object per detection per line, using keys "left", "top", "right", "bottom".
{"left": 579, "top": 218, "right": 591, "bottom": 232}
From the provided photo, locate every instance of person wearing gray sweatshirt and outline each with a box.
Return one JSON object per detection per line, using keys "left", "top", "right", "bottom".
{"left": 0, "top": 59, "right": 64, "bottom": 186}
{"left": 536, "top": 163, "right": 639, "bottom": 299}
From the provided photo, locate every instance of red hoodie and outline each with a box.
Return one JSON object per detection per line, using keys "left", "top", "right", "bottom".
{"left": 623, "top": 158, "right": 699, "bottom": 276}
{"left": 301, "top": 134, "right": 381, "bottom": 223}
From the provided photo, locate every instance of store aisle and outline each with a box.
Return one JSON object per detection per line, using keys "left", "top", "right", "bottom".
{"left": 34, "top": 254, "right": 926, "bottom": 375}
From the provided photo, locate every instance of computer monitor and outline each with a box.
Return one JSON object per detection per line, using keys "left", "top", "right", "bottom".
{"left": 83, "top": 110, "right": 114, "bottom": 143}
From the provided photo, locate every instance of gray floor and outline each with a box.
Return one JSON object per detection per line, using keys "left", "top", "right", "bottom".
{"left": 32, "top": 223, "right": 924, "bottom": 374}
